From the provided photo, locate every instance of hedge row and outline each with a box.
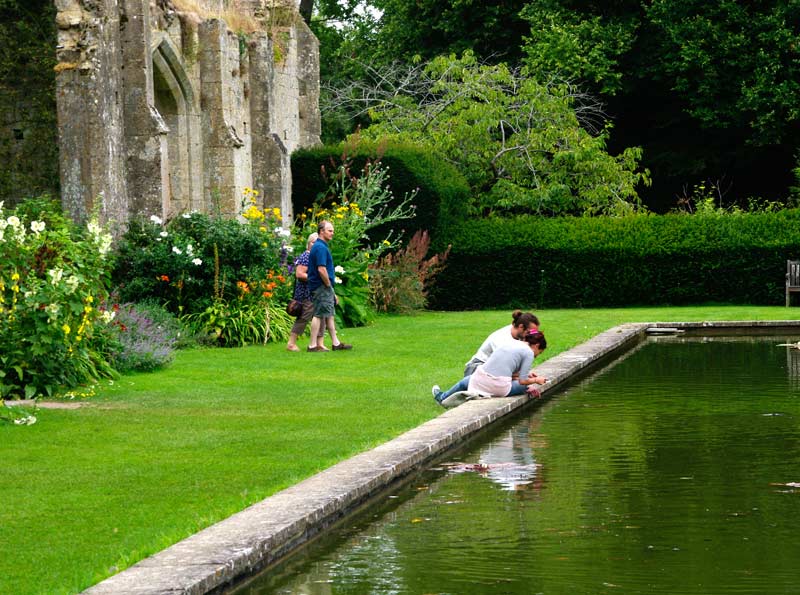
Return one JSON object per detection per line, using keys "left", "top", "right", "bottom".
{"left": 291, "top": 141, "right": 471, "bottom": 238}
{"left": 429, "top": 211, "right": 800, "bottom": 309}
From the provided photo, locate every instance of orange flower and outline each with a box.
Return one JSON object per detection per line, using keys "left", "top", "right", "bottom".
{"left": 262, "top": 291, "right": 273, "bottom": 298}
{"left": 236, "top": 280, "right": 250, "bottom": 293}
{"left": 277, "top": 275, "right": 286, "bottom": 282}
{"left": 158, "top": 275, "right": 170, "bottom": 282}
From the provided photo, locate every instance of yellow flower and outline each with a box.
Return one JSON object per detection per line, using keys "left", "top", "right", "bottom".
{"left": 382, "top": 240, "right": 390, "bottom": 246}
{"left": 11, "top": 272, "right": 19, "bottom": 281}
{"left": 84, "top": 305, "right": 93, "bottom": 314}
{"left": 259, "top": 226, "right": 267, "bottom": 233}
{"left": 85, "top": 295, "right": 94, "bottom": 303}
{"left": 272, "top": 208, "right": 281, "bottom": 218}
{"left": 62, "top": 324, "right": 71, "bottom": 335}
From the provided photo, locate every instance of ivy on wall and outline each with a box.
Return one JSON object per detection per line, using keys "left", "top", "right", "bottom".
{"left": 0, "top": 0, "right": 59, "bottom": 204}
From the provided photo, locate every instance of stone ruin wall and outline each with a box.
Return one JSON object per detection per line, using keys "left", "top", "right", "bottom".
{"left": 54, "top": 0, "right": 321, "bottom": 234}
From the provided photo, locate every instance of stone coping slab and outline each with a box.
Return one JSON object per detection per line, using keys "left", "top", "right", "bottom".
{"left": 82, "top": 320, "right": 800, "bottom": 594}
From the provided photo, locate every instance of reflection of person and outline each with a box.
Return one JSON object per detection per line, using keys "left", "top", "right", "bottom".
{"left": 477, "top": 432, "right": 539, "bottom": 492}
{"left": 307, "top": 220, "right": 352, "bottom": 352}
{"left": 286, "top": 232, "right": 324, "bottom": 352}
{"left": 433, "top": 330, "right": 548, "bottom": 405}
{"left": 463, "top": 310, "right": 540, "bottom": 376}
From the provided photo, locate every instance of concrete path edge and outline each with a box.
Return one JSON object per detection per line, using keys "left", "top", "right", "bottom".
{"left": 82, "top": 320, "right": 800, "bottom": 594}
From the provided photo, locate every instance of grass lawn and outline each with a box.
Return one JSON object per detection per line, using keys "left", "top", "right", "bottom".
{"left": 3, "top": 305, "right": 798, "bottom": 594}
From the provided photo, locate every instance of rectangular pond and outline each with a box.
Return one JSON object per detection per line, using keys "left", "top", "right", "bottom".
{"left": 235, "top": 332, "right": 800, "bottom": 595}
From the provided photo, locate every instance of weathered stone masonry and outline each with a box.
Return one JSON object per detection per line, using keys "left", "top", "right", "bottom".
{"left": 54, "top": 0, "right": 320, "bottom": 234}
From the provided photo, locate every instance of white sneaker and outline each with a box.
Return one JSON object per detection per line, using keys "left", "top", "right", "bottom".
{"left": 431, "top": 385, "right": 441, "bottom": 397}
{"left": 440, "top": 391, "right": 477, "bottom": 409}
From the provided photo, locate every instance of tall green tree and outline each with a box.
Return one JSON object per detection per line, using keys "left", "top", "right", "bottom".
{"left": 644, "top": 0, "right": 800, "bottom": 146}
{"left": 520, "top": 0, "right": 800, "bottom": 209}
{"left": 369, "top": 0, "right": 530, "bottom": 63}
{"left": 345, "top": 53, "right": 649, "bottom": 216}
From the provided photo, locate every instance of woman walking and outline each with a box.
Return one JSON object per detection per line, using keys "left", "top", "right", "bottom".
{"left": 286, "top": 232, "right": 324, "bottom": 351}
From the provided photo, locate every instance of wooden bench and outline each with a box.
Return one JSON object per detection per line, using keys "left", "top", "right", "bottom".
{"left": 787, "top": 260, "right": 800, "bottom": 306}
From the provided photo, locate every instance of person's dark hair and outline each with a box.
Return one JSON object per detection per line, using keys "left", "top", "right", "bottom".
{"left": 523, "top": 329, "right": 547, "bottom": 350}
{"left": 317, "top": 219, "right": 332, "bottom": 233}
{"left": 511, "top": 310, "right": 540, "bottom": 329}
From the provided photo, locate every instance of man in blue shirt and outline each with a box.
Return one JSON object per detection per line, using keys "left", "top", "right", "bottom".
{"left": 307, "top": 219, "right": 353, "bottom": 352}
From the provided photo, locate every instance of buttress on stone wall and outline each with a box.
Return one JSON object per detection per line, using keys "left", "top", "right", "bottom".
{"left": 54, "top": 0, "right": 321, "bottom": 233}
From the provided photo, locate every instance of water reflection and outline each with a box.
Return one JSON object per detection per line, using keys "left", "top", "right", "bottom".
{"left": 238, "top": 335, "right": 800, "bottom": 595}
{"left": 441, "top": 423, "right": 543, "bottom": 491}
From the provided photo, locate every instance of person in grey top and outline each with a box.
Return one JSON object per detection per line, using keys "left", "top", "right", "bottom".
{"left": 463, "top": 310, "right": 539, "bottom": 376}
{"left": 433, "top": 330, "right": 548, "bottom": 406}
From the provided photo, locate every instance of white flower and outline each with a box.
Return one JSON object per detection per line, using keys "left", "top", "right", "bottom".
{"left": 150, "top": 215, "right": 163, "bottom": 225}
{"left": 182, "top": 213, "right": 191, "bottom": 219}
{"left": 192, "top": 258, "right": 202, "bottom": 266}
{"left": 14, "top": 415, "right": 37, "bottom": 426}
{"left": 45, "top": 303, "right": 60, "bottom": 322}
{"left": 172, "top": 246, "right": 182, "bottom": 255}
{"left": 186, "top": 244, "right": 194, "bottom": 256}
{"left": 273, "top": 227, "right": 291, "bottom": 237}
{"left": 334, "top": 265, "right": 345, "bottom": 274}
{"left": 7, "top": 215, "right": 20, "bottom": 228}
{"left": 100, "top": 310, "right": 116, "bottom": 323}
{"left": 159, "top": 231, "right": 168, "bottom": 238}
{"left": 30, "top": 220, "right": 46, "bottom": 234}
{"left": 335, "top": 276, "right": 342, "bottom": 284}
{"left": 48, "top": 268, "right": 64, "bottom": 285}
{"left": 86, "top": 221, "right": 101, "bottom": 235}
{"left": 97, "top": 234, "right": 113, "bottom": 257}
{"left": 0, "top": 229, "right": 4, "bottom": 242}
{"left": 285, "top": 246, "right": 294, "bottom": 253}
{"left": 64, "top": 275, "right": 80, "bottom": 293}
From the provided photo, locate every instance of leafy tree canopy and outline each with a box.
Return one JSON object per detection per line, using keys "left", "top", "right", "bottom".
{"left": 644, "top": 0, "right": 800, "bottom": 146}
{"left": 335, "top": 53, "right": 649, "bottom": 216}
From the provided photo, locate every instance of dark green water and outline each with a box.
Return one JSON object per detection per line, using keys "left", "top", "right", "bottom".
{"left": 238, "top": 335, "right": 800, "bottom": 595}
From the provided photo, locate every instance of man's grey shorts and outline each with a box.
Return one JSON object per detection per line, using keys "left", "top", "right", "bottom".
{"left": 312, "top": 285, "right": 335, "bottom": 318}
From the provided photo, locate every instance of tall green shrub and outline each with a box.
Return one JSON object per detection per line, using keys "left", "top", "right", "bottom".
{"left": 430, "top": 210, "right": 800, "bottom": 309}
{"left": 292, "top": 140, "right": 470, "bottom": 243}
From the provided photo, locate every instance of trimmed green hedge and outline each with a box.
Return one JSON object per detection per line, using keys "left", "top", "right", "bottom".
{"left": 429, "top": 211, "right": 800, "bottom": 309}
{"left": 291, "top": 141, "right": 470, "bottom": 239}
